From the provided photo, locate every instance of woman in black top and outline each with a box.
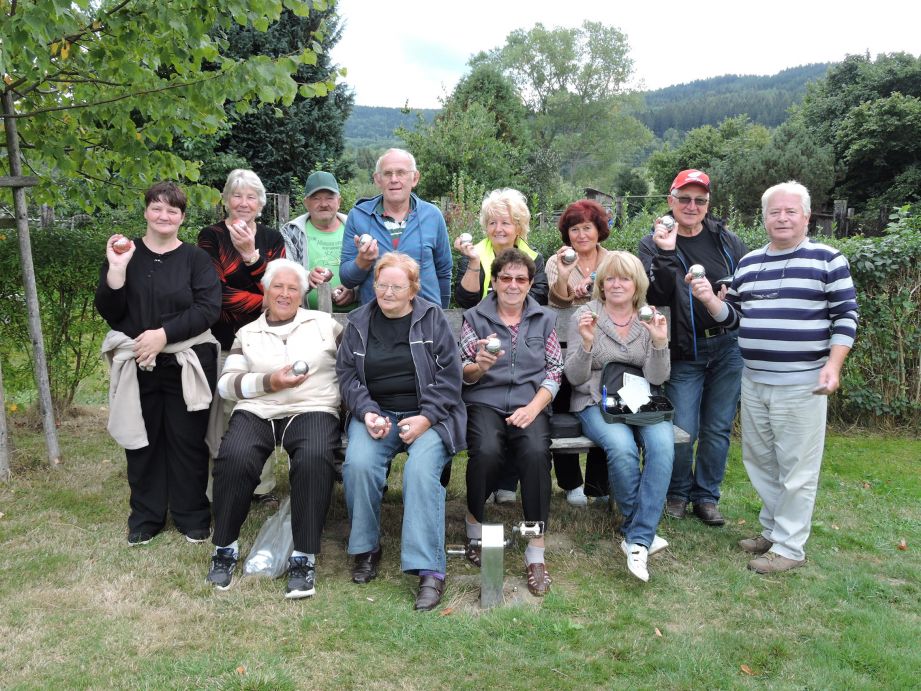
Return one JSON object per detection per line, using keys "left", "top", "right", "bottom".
{"left": 96, "top": 181, "right": 221, "bottom": 546}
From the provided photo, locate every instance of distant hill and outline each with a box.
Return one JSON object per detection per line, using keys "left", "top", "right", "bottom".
{"left": 344, "top": 64, "right": 833, "bottom": 147}
{"left": 638, "top": 63, "right": 832, "bottom": 136}
{"left": 343, "top": 105, "right": 439, "bottom": 148}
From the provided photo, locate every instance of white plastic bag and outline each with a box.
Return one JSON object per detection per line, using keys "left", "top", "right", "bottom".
{"left": 243, "top": 497, "right": 293, "bottom": 578}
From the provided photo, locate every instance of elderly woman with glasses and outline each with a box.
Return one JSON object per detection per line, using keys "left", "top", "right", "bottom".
{"left": 336, "top": 253, "right": 466, "bottom": 611}
{"left": 637, "top": 170, "right": 747, "bottom": 529}
{"left": 566, "top": 252, "right": 672, "bottom": 583}
{"left": 460, "top": 248, "right": 562, "bottom": 597}
{"left": 453, "top": 188, "right": 548, "bottom": 309}
{"left": 205, "top": 259, "right": 342, "bottom": 599}
{"left": 198, "top": 168, "right": 287, "bottom": 507}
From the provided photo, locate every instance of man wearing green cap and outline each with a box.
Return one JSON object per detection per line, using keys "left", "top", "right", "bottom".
{"left": 280, "top": 171, "right": 356, "bottom": 311}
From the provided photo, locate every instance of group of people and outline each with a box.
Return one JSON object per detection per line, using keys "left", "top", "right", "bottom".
{"left": 96, "top": 150, "right": 858, "bottom": 611}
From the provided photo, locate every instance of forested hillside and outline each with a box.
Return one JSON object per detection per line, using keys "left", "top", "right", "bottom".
{"left": 344, "top": 65, "right": 832, "bottom": 146}
{"left": 343, "top": 105, "right": 438, "bottom": 147}
{"left": 638, "top": 64, "right": 832, "bottom": 136}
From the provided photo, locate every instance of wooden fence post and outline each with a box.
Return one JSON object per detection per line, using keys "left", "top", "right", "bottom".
{"left": 833, "top": 199, "right": 848, "bottom": 237}
{"left": 277, "top": 193, "right": 290, "bottom": 227}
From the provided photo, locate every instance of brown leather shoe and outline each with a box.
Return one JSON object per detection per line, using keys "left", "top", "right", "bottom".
{"left": 739, "top": 535, "right": 773, "bottom": 555}
{"left": 414, "top": 575, "right": 446, "bottom": 611}
{"left": 665, "top": 498, "right": 687, "bottom": 519}
{"left": 351, "top": 545, "right": 382, "bottom": 584}
{"left": 748, "top": 551, "right": 806, "bottom": 574}
{"left": 692, "top": 502, "right": 725, "bottom": 526}
{"left": 526, "top": 562, "right": 552, "bottom": 597}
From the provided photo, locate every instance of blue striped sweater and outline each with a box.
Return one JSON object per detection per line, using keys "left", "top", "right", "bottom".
{"left": 714, "top": 239, "right": 858, "bottom": 385}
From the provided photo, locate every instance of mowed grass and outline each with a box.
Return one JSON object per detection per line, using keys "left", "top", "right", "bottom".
{"left": 0, "top": 408, "right": 918, "bottom": 690}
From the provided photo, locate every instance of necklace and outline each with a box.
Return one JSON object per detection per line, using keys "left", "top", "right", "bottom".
{"left": 607, "top": 313, "right": 633, "bottom": 327}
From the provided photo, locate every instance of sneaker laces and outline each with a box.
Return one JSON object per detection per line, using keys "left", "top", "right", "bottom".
{"left": 288, "top": 556, "right": 313, "bottom": 579}
{"left": 211, "top": 547, "right": 237, "bottom": 572}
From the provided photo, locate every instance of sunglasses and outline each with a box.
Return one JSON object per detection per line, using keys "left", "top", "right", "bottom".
{"left": 671, "top": 193, "right": 710, "bottom": 207}
{"left": 496, "top": 274, "right": 531, "bottom": 285}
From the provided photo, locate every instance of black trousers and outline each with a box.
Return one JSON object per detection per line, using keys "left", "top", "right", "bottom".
{"left": 212, "top": 410, "right": 339, "bottom": 553}
{"left": 465, "top": 405, "right": 552, "bottom": 528}
{"left": 126, "top": 352, "right": 216, "bottom": 534}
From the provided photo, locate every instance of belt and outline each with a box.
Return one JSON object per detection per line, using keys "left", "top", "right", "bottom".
{"left": 701, "top": 326, "right": 728, "bottom": 339}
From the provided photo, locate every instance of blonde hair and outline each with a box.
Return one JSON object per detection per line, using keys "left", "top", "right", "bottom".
{"left": 593, "top": 251, "right": 649, "bottom": 310}
{"left": 480, "top": 188, "right": 530, "bottom": 241}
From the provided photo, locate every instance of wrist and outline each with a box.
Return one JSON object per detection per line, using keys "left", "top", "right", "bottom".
{"left": 243, "top": 249, "right": 260, "bottom": 266}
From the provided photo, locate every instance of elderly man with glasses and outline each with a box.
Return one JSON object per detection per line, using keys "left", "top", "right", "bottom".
{"left": 339, "top": 148, "right": 453, "bottom": 308}
{"left": 638, "top": 169, "right": 748, "bottom": 529}
{"left": 689, "top": 181, "right": 857, "bottom": 573}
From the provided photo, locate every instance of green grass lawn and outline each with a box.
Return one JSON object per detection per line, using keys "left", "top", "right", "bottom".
{"left": 0, "top": 408, "right": 918, "bottom": 690}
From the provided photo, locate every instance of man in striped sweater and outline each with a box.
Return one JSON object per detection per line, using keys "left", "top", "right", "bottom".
{"left": 691, "top": 181, "right": 858, "bottom": 574}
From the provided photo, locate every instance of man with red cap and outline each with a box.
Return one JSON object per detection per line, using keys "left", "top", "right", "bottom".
{"left": 638, "top": 169, "right": 748, "bottom": 528}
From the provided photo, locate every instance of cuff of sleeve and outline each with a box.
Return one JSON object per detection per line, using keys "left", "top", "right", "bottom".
{"left": 541, "top": 381, "right": 560, "bottom": 400}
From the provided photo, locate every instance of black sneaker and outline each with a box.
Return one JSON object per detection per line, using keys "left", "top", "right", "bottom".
{"left": 183, "top": 528, "right": 211, "bottom": 544}
{"left": 206, "top": 547, "right": 238, "bottom": 590}
{"left": 285, "top": 556, "right": 316, "bottom": 599}
{"left": 128, "top": 531, "right": 155, "bottom": 546}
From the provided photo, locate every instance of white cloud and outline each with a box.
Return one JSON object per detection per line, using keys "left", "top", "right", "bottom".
{"left": 331, "top": 0, "right": 921, "bottom": 107}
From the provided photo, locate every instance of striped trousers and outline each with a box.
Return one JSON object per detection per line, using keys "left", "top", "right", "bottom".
{"left": 212, "top": 410, "right": 339, "bottom": 553}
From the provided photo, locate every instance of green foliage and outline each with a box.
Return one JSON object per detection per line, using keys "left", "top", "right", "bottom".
{"left": 0, "top": 218, "right": 119, "bottom": 413}
{"left": 342, "top": 105, "right": 438, "bottom": 148}
{"left": 832, "top": 207, "right": 921, "bottom": 428}
{"left": 1, "top": 0, "right": 339, "bottom": 210}
{"left": 640, "top": 63, "right": 832, "bottom": 136}
{"left": 209, "top": 6, "right": 355, "bottom": 194}
{"left": 471, "top": 21, "right": 652, "bottom": 195}
{"left": 398, "top": 103, "right": 524, "bottom": 200}
{"left": 797, "top": 52, "right": 921, "bottom": 210}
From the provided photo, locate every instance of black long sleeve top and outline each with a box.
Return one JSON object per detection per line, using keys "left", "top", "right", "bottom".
{"left": 95, "top": 240, "right": 221, "bottom": 344}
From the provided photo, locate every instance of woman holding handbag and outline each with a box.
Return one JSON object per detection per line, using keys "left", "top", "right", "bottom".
{"left": 564, "top": 251, "right": 673, "bottom": 583}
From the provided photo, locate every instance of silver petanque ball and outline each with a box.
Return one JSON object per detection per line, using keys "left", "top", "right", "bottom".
{"left": 660, "top": 215, "right": 676, "bottom": 230}
{"left": 458, "top": 232, "right": 473, "bottom": 245}
{"left": 638, "top": 306, "right": 654, "bottom": 322}
{"left": 690, "top": 264, "right": 706, "bottom": 279}
{"left": 291, "top": 360, "right": 309, "bottom": 376}
{"left": 372, "top": 416, "right": 386, "bottom": 428}
{"left": 561, "top": 248, "right": 577, "bottom": 264}
{"left": 485, "top": 337, "right": 501, "bottom": 354}
{"left": 400, "top": 424, "right": 411, "bottom": 434}
{"left": 359, "top": 233, "right": 373, "bottom": 246}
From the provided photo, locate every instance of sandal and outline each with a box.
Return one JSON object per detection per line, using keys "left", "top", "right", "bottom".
{"left": 464, "top": 537, "right": 481, "bottom": 568}
{"left": 526, "top": 562, "right": 552, "bottom": 597}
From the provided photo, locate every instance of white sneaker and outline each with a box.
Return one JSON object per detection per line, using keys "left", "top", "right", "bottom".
{"left": 619, "top": 535, "right": 667, "bottom": 557}
{"left": 649, "top": 535, "right": 669, "bottom": 555}
{"left": 621, "top": 540, "right": 649, "bottom": 582}
{"left": 565, "top": 485, "right": 588, "bottom": 507}
{"left": 494, "top": 489, "right": 517, "bottom": 504}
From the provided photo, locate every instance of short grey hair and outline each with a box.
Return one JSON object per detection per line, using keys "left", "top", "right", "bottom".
{"left": 762, "top": 181, "right": 811, "bottom": 217}
{"left": 261, "top": 258, "right": 309, "bottom": 296}
{"left": 374, "top": 148, "right": 417, "bottom": 174}
{"left": 222, "top": 169, "right": 267, "bottom": 209}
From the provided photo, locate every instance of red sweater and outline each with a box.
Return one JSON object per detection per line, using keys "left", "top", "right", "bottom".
{"left": 197, "top": 221, "right": 286, "bottom": 349}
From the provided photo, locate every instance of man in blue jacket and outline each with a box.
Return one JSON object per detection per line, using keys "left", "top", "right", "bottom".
{"left": 339, "top": 148, "right": 452, "bottom": 307}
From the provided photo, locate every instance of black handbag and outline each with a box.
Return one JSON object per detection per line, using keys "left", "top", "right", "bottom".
{"left": 598, "top": 361, "right": 674, "bottom": 426}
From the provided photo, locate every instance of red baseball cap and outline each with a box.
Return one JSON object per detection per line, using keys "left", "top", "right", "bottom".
{"left": 670, "top": 169, "right": 711, "bottom": 192}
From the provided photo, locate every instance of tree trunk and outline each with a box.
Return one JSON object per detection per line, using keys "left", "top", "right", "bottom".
{"left": 2, "top": 91, "right": 62, "bottom": 467}
{"left": 0, "top": 358, "right": 10, "bottom": 482}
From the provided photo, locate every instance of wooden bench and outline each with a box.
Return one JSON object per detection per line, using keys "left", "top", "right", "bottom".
{"left": 313, "top": 283, "right": 690, "bottom": 448}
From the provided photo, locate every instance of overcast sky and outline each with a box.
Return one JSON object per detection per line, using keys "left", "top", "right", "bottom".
{"left": 330, "top": 0, "right": 920, "bottom": 108}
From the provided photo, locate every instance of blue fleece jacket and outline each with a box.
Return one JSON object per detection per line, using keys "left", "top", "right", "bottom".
{"left": 339, "top": 193, "right": 453, "bottom": 308}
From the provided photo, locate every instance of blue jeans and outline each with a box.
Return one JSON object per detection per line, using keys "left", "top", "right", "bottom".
{"left": 578, "top": 405, "right": 674, "bottom": 548}
{"left": 343, "top": 412, "right": 450, "bottom": 574}
{"left": 666, "top": 331, "right": 743, "bottom": 505}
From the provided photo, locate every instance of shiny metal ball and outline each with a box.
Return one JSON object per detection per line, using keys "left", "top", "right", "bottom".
{"left": 359, "top": 233, "right": 373, "bottom": 246}
{"left": 660, "top": 215, "right": 676, "bottom": 230}
{"left": 291, "top": 360, "right": 309, "bottom": 376}
{"left": 485, "top": 338, "right": 501, "bottom": 354}
{"left": 561, "top": 248, "right": 577, "bottom": 264}
{"left": 638, "top": 306, "right": 654, "bottom": 322}
{"left": 690, "top": 264, "right": 706, "bottom": 279}
{"left": 458, "top": 232, "right": 473, "bottom": 245}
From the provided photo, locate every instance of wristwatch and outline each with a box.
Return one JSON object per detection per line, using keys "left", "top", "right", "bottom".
{"left": 243, "top": 249, "right": 260, "bottom": 266}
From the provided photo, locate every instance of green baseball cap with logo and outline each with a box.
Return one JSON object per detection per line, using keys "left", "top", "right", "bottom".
{"left": 304, "top": 171, "right": 339, "bottom": 197}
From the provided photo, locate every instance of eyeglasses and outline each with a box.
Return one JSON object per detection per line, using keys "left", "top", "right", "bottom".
{"left": 496, "top": 274, "right": 531, "bottom": 285}
{"left": 671, "top": 194, "right": 710, "bottom": 207}
{"left": 373, "top": 282, "right": 409, "bottom": 294}
{"left": 377, "top": 169, "right": 414, "bottom": 180}
{"left": 750, "top": 262, "right": 788, "bottom": 300}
